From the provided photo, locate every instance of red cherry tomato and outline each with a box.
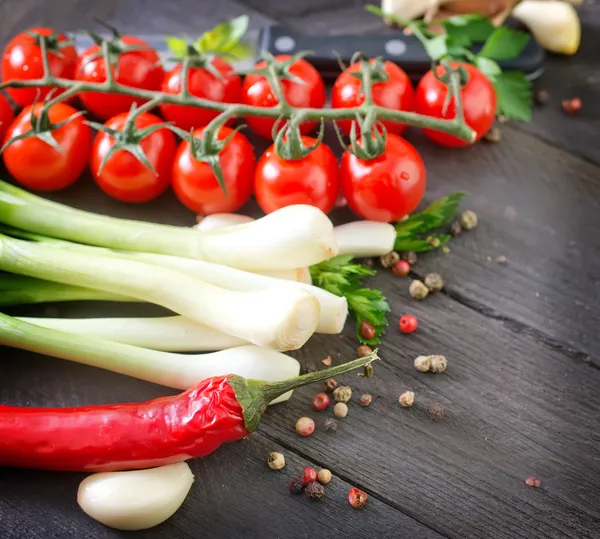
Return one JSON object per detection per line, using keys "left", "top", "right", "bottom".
{"left": 3, "top": 102, "right": 91, "bottom": 191}
{"left": 159, "top": 58, "right": 242, "bottom": 131}
{"left": 172, "top": 126, "right": 256, "bottom": 214}
{"left": 0, "top": 93, "right": 15, "bottom": 143}
{"left": 2, "top": 28, "right": 78, "bottom": 107}
{"left": 254, "top": 137, "right": 339, "bottom": 214}
{"left": 75, "top": 37, "right": 164, "bottom": 120}
{"left": 90, "top": 112, "right": 176, "bottom": 203}
{"left": 332, "top": 60, "right": 415, "bottom": 136}
{"left": 242, "top": 56, "right": 326, "bottom": 139}
{"left": 340, "top": 133, "right": 426, "bottom": 222}
{"left": 415, "top": 63, "right": 496, "bottom": 148}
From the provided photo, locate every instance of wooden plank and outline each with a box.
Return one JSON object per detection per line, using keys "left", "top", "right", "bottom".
{"left": 258, "top": 288, "right": 600, "bottom": 539}
{"left": 0, "top": 348, "right": 443, "bottom": 539}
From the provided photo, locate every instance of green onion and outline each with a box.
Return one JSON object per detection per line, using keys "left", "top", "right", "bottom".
{"left": 0, "top": 313, "right": 299, "bottom": 404}
{"left": 0, "top": 180, "right": 338, "bottom": 270}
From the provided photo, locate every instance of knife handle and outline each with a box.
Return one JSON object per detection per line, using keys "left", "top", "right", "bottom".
{"left": 258, "top": 25, "right": 545, "bottom": 81}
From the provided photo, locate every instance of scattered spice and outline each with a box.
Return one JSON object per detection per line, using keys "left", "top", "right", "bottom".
{"left": 486, "top": 255, "right": 492, "bottom": 262}
{"left": 288, "top": 477, "right": 304, "bottom": 495}
{"left": 429, "top": 355, "right": 448, "bottom": 373}
{"left": 399, "top": 314, "right": 418, "bottom": 334}
{"left": 363, "top": 257, "right": 374, "bottom": 269}
{"left": 441, "top": 246, "right": 451, "bottom": 254}
{"left": 424, "top": 272, "right": 444, "bottom": 292}
{"left": 312, "top": 393, "right": 330, "bottom": 412}
{"left": 392, "top": 259, "right": 411, "bottom": 277}
{"left": 497, "top": 115, "right": 507, "bottom": 123}
{"left": 450, "top": 220, "right": 462, "bottom": 237}
{"left": 295, "top": 417, "right": 315, "bottom": 437}
{"left": 426, "top": 236, "right": 441, "bottom": 247}
{"left": 409, "top": 280, "right": 429, "bottom": 300}
{"left": 535, "top": 88, "right": 549, "bottom": 105}
{"left": 380, "top": 251, "right": 400, "bottom": 268}
{"left": 267, "top": 452, "right": 285, "bottom": 470}
{"left": 348, "top": 488, "right": 368, "bottom": 509}
{"left": 399, "top": 391, "right": 415, "bottom": 408}
{"left": 525, "top": 476, "right": 542, "bottom": 488}
{"left": 483, "top": 126, "right": 502, "bottom": 143}
{"left": 305, "top": 481, "right": 325, "bottom": 501}
{"left": 359, "top": 394, "right": 373, "bottom": 407}
{"left": 318, "top": 469, "right": 332, "bottom": 485}
{"left": 321, "top": 356, "right": 332, "bottom": 367}
{"left": 302, "top": 365, "right": 317, "bottom": 374}
{"left": 324, "top": 418, "right": 338, "bottom": 432}
{"left": 562, "top": 97, "right": 581, "bottom": 114}
{"left": 402, "top": 251, "right": 418, "bottom": 265}
{"left": 428, "top": 403, "right": 445, "bottom": 421}
{"left": 357, "top": 345, "right": 373, "bottom": 357}
{"left": 301, "top": 467, "right": 318, "bottom": 486}
{"left": 496, "top": 255, "right": 507, "bottom": 265}
{"left": 323, "top": 378, "right": 338, "bottom": 393}
{"left": 414, "top": 355, "right": 432, "bottom": 373}
{"left": 460, "top": 210, "right": 478, "bottom": 230}
{"left": 360, "top": 320, "right": 376, "bottom": 341}
{"left": 333, "top": 386, "right": 352, "bottom": 403}
{"left": 333, "top": 402, "right": 349, "bottom": 418}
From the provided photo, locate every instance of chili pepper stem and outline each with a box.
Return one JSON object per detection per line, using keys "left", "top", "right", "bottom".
{"left": 231, "top": 350, "right": 379, "bottom": 432}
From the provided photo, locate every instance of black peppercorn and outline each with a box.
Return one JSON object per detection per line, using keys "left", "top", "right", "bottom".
{"left": 288, "top": 477, "right": 304, "bottom": 495}
{"left": 305, "top": 481, "right": 325, "bottom": 501}
{"left": 324, "top": 418, "right": 338, "bottom": 432}
{"left": 428, "top": 403, "right": 445, "bottom": 421}
{"left": 450, "top": 220, "right": 462, "bottom": 237}
{"left": 402, "top": 251, "right": 418, "bottom": 265}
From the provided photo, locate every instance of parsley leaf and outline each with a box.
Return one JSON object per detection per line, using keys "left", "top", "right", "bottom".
{"left": 443, "top": 15, "right": 495, "bottom": 47}
{"left": 310, "top": 256, "right": 390, "bottom": 344}
{"left": 480, "top": 27, "right": 530, "bottom": 61}
{"left": 492, "top": 71, "right": 533, "bottom": 122}
{"left": 424, "top": 35, "right": 448, "bottom": 61}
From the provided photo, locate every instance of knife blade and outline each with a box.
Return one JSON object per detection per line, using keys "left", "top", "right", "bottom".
{"left": 71, "top": 23, "right": 545, "bottom": 82}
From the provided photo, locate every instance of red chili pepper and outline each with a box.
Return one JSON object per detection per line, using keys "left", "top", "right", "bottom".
{"left": 0, "top": 354, "right": 377, "bottom": 472}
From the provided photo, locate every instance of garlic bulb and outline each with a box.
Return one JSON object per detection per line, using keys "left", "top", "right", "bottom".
{"left": 77, "top": 462, "right": 194, "bottom": 530}
{"left": 512, "top": 0, "right": 581, "bottom": 55}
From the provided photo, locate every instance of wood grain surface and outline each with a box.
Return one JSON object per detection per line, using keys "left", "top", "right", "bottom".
{"left": 1, "top": 1, "right": 599, "bottom": 538}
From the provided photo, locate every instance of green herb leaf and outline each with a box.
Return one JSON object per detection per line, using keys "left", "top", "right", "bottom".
{"left": 310, "top": 255, "right": 389, "bottom": 344}
{"left": 443, "top": 15, "right": 495, "bottom": 47}
{"left": 424, "top": 35, "right": 448, "bottom": 61}
{"left": 164, "top": 36, "right": 189, "bottom": 59}
{"left": 492, "top": 71, "right": 533, "bottom": 121}
{"left": 474, "top": 56, "right": 501, "bottom": 78}
{"left": 197, "top": 15, "right": 250, "bottom": 54}
{"left": 480, "top": 27, "right": 530, "bottom": 61}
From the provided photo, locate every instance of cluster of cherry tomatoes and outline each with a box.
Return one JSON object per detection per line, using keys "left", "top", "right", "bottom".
{"left": 0, "top": 27, "right": 496, "bottom": 222}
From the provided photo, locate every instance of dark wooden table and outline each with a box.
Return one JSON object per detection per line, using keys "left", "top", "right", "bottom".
{"left": 1, "top": 1, "right": 600, "bottom": 538}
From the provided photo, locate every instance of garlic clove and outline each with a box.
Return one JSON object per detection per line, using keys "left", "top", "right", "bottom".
{"left": 77, "top": 462, "right": 194, "bottom": 531}
{"left": 381, "top": 0, "right": 441, "bottom": 24}
{"left": 512, "top": 0, "right": 581, "bottom": 55}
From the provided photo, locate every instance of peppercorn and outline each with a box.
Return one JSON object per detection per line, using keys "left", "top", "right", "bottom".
{"left": 424, "top": 272, "right": 444, "bottom": 292}
{"left": 357, "top": 345, "right": 373, "bottom": 357}
{"left": 399, "top": 391, "right": 415, "bottom": 408}
{"left": 426, "top": 236, "right": 441, "bottom": 248}
{"left": 483, "top": 126, "right": 501, "bottom": 143}
{"left": 562, "top": 97, "right": 581, "bottom": 114}
{"left": 288, "top": 477, "right": 304, "bottom": 495}
{"left": 323, "top": 378, "right": 338, "bottom": 393}
{"left": 267, "top": 452, "right": 285, "bottom": 470}
{"left": 363, "top": 257, "right": 374, "bottom": 268}
{"left": 441, "top": 246, "right": 451, "bottom": 254}
{"left": 409, "top": 280, "right": 429, "bottom": 300}
{"left": 360, "top": 320, "right": 376, "bottom": 341}
{"left": 334, "top": 402, "right": 348, "bottom": 418}
{"left": 450, "top": 220, "right": 462, "bottom": 237}
{"left": 348, "top": 487, "right": 368, "bottom": 509}
{"left": 359, "top": 393, "right": 372, "bottom": 407}
{"left": 402, "top": 251, "right": 418, "bottom": 265}
{"left": 305, "top": 481, "right": 325, "bottom": 501}
{"left": 295, "top": 417, "right": 315, "bottom": 437}
{"left": 333, "top": 386, "right": 352, "bottom": 403}
{"left": 535, "top": 88, "right": 549, "bottom": 105}
{"left": 324, "top": 418, "right": 338, "bottom": 432}
{"left": 428, "top": 403, "right": 445, "bottom": 421}
{"left": 318, "top": 469, "right": 332, "bottom": 484}
{"left": 392, "top": 260, "right": 411, "bottom": 277}
{"left": 429, "top": 355, "right": 448, "bottom": 373}
{"left": 312, "top": 393, "right": 330, "bottom": 412}
{"left": 380, "top": 251, "right": 400, "bottom": 268}
{"left": 460, "top": 210, "right": 478, "bottom": 230}
{"left": 301, "top": 467, "right": 318, "bottom": 486}
{"left": 399, "top": 314, "right": 418, "bottom": 334}
{"left": 525, "top": 476, "right": 541, "bottom": 488}
{"left": 414, "top": 355, "right": 431, "bottom": 373}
